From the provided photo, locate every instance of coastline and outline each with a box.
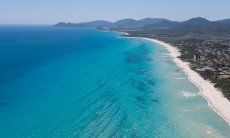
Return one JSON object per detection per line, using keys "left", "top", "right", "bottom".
{"left": 141, "top": 37, "right": 230, "bottom": 124}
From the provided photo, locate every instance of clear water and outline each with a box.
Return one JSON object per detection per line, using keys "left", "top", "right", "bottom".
{"left": 0, "top": 26, "right": 229, "bottom": 137}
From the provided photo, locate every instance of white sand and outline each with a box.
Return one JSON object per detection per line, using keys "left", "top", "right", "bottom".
{"left": 143, "top": 38, "right": 230, "bottom": 124}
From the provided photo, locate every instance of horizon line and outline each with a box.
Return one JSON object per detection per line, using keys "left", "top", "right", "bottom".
{"left": 1, "top": 16, "right": 229, "bottom": 25}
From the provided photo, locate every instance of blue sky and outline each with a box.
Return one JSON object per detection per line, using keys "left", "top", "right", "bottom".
{"left": 0, "top": 0, "right": 229, "bottom": 24}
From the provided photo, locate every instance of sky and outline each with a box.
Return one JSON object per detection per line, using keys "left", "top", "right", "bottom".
{"left": 0, "top": 0, "right": 229, "bottom": 24}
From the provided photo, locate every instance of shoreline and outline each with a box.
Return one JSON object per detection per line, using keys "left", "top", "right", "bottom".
{"left": 141, "top": 37, "right": 230, "bottom": 124}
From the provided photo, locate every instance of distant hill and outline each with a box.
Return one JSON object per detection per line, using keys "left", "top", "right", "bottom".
{"left": 112, "top": 18, "right": 169, "bottom": 29}
{"left": 76, "top": 20, "right": 113, "bottom": 28}
{"left": 183, "top": 17, "right": 210, "bottom": 25}
{"left": 112, "top": 19, "right": 137, "bottom": 28}
{"left": 54, "top": 17, "right": 230, "bottom": 37}
{"left": 55, "top": 22, "right": 78, "bottom": 27}
{"left": 216, "top": 19, "right": 230, "bottom": 24}
{"left": 55, "top": 18, "right": 173, "bottom": 28}
{"left": 142, "top": 19, "right": 180, "bottom": 28}
{"left": 157, "top": 17, "right": 230, "bottom": 36}
{"left": 54, "top": 20, "right": 113, "bottom": 28}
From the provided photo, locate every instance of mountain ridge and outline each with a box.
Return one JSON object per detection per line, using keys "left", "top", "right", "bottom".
{"left": 54, "top": 17, "right": 230, "bottom": 28}
{"left": 54, "top": 17, "right": 230, "bottom": 37}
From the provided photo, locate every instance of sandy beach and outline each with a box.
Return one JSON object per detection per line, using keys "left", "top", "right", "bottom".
{"left": 143, "top": 38, "right": 230, "bottom": 124}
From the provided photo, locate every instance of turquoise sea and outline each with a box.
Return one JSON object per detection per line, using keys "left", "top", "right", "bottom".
{"left": 0, "top": 26, "right": 229, "bottom": 137}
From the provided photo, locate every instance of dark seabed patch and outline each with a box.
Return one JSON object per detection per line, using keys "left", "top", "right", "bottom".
{"left": 125, "top": 55, "right": 152, "bottom": 63}
{"left": 146, "top": 79, "right": 156, "bottom": 86}
{"left": 135, "top": 96, "right": 146, "bottom": 103}
{"left": 136, "top": 81, "right": 147, "bottom": 92}
{"left": 0, "top": 101, "right": 8, "bottom": 107}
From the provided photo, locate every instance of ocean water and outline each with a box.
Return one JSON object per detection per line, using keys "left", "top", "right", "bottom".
{"left": 0, "top": 26, "right": 229, "bottom": 137}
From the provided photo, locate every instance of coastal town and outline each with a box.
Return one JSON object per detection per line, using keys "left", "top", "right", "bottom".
{"left": 164, "top": 38, "right": 230, "bottom": 99}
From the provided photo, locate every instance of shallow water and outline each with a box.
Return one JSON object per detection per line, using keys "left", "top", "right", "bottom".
{"left": 0, "top": 26, "right": 229, "bottom": 137}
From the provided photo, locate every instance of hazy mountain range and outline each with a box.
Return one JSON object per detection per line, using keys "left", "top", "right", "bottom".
{"left": 55, "top": 17, "right": 230, "bottom": 28}
{"left": 55, "top": 18, "right": 165, "bottom": 28}
{"left": 55, "top": 17, "right": 230, "bottom": 37}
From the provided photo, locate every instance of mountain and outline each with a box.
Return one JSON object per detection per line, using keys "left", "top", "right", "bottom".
{"left": 138, "top": 18, "right": 167, "bottom": 25}
{"left": 76, "top": 20, "right": 113, "bottom": 28}
{"left": 216, "top": 18, "right": 230, "bottom": 24}
{"left": 112, "top": 18, "right": 170, "bottom": 29}
{"left": 168, "top": 18, "right": 230, "bottom": 36}
{"left": 54, "top": 18, "right": 171, "bottom": 29}
{"left": 54, "top": 20, "right": 113, "bottom": 28}
{"left": 183, "top": 17, "right": 210, "bottom": 25}
{"left": 54, "top": 22, "right": 78, "bottom": 27}
{"left": 142, "top": 19, "right": 180, "bottom": 29}
{"left": 55, "top": 17, "right": 230, "bottom": 28}
{"left": 112, "top": 19, "right": 137, "bottom": 28}
{"left": 54, "top": 17, "right": 230, "bottom": 36}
